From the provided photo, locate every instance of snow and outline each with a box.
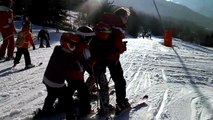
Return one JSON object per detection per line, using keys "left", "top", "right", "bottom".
{"left": 0, "top": 23, "right": 213, "bottom": 120}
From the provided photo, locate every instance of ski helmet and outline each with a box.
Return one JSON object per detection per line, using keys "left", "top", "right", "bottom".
{"left": 76, "top": 26, "right": 95, "bottom": 44}
{"left": 60, "top": 32, "right": 79, "bottom": 52}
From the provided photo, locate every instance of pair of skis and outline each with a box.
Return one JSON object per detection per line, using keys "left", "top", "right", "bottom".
{"left": 11, "top": 62, "right": 43, "bottom": 72}
{"left": 88, "top": 95, "right": 149, "bottom": 120}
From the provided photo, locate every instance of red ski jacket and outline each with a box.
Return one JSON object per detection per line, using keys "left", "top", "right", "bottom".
{"left": 15, "top": 28, "right": 34, "bottom": 48}
{"left": 67, "top": 41, "right": 93, "bottom": 80}
{"left": 43, "top": 46, "right": 77, "bottom": 88}
{"left": 100, "top": 13, "right": 127, "bottom": 61}
{"left": 44, "top": 43, "right": 93, "bottom": 88}
{"left": 0, "top": 6, "right": 16, "bottom": 34}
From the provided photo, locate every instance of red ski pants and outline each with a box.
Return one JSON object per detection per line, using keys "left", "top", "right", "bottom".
{"left": 0, "top": 31, "right": 15, "bottom": 57}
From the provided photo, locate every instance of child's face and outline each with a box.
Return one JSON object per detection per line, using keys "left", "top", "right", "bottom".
{"left": 121, "top": 15, "right": 128, "bottom": 24}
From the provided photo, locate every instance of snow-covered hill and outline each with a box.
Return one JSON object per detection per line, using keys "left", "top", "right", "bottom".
{"left": 0, "top": 26, "right": 213, "bottom": 120}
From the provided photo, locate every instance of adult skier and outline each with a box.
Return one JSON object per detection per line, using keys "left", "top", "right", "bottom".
{"left": 0, "top": 0, "right": 16, "bottom": 61}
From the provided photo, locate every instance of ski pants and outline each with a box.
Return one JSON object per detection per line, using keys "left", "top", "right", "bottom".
{"left": 66, "top": 79, "right": 91, "bottom": 118}
{"left": 89, "top": 59, "right": 127, "bottom": 106}
{"left": 42, "top": 85, "right": 67, "bottom": 112}
{"left": 14, "top": 48, "right": 31, "bottom": 66}
{"left": 40, "top": 38, "right": 50, "bottom": 47}
{"left": 105, "top": 60, "right": 126, "bottom": 105}
{"left": 0, "top": 32, "right": 15, "bottom": 58}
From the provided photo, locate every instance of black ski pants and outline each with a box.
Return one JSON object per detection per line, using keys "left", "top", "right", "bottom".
{"left": 102, "top": 60, "right": 127, "bottom": 105}
{"left": 42, "top": 85, "right": 67, "bottom": 112}
{"left": 66, "top": 79, "right": 91, "bottom": 118}
{"left": 40, "top": 38, "right": 50, "bottom": 47}
{"left": 14, "top": 48, "right": 31, "bottom": 66}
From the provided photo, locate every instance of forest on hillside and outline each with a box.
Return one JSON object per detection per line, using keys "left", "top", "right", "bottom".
{"left": 11, "top": 0, "right": 213, "bottom": 47}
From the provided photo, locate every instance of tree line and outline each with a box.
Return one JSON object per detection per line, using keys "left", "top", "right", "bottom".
{"left": 12, "top": 0, "right": 213, "bottom": 47}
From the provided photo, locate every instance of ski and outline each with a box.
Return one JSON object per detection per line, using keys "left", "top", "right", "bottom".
{"left": 87, "top": 95, "right": 148, "bottom": 120}
{"left": 131, "top": 95, "right": 148, "bottom": 108}
{"left": 12, "top": 62, "right": 43, "bottom": 72}
{"left": 32, "top": 108, "right": 66, "bottom": 120}
{"left": 0, "top": 58, "right": 13, "bottom": 63}
{"left": 0, "top": 59, "right": 6, "bottom": 63}
{"left": 113, "top": 95, "right": 148, "bottom": 118}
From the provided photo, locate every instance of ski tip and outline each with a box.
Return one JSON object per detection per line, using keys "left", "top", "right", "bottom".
{"left": 143, "top": 95, "right": 149, "bottom": 99}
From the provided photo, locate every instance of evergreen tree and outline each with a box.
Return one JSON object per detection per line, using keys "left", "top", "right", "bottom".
{"left": 27, "top": 0, "right": 68, "bottom": 27}
{"left": 78, "top": 0, "right": 115, "bottom": 25}
{"left": 13, "top": 0, "right": 25, "bottom": 15}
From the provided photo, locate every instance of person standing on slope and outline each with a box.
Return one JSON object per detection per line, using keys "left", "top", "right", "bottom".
{"left": 0, "top": 0, "right": 16, "bottom": 61}
{"left": 13, "top": 22, "right": 35, "bottom": 69}
{"left": 87, "top": 22, "right": 114, "bottom": 116}
{"left": 38, "top": 28, "right": 50, "bottom": 48}
{"left": 99, "top": 7, "right": 131, "bottom": 115}
{"left": 87, "top": 7, "right": 131, "bottom": 116}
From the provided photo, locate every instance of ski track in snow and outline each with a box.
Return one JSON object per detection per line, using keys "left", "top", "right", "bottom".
{"left": 122, "top": 38, "right": 213, "bottom": 120}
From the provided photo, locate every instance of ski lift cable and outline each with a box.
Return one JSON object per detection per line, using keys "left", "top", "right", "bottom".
{"left": 152, "top": 0, "right": 165, "bottom": 33}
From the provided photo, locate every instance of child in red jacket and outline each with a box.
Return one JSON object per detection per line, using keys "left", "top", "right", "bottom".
{"left": 65, "top": 26, "right": 95, "bottom": 119}
{"left": 13, "top": 23, "right": 35, "bottom": 69}
{"left": 34, "top": 26, "right": 95, "bottom": 120}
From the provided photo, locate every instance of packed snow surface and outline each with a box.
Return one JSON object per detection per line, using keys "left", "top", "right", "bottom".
{"left": 0, "top": 25, "right": 213, "bottom": 120}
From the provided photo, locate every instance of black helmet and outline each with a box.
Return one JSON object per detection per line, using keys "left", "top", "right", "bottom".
{"left": 76, "top": 26, "right": 95, "bottom": 43}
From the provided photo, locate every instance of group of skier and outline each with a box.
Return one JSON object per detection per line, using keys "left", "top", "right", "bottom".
{"left": 34, "top": 7, "right": 131, "bottom": 119}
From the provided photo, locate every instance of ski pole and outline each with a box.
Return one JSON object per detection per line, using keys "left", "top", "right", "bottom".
{"left": 1, "top": 34, "right": 15, "bottom": 42}
{"left": 107, "top": 76, "right": 112, "bottom": 84}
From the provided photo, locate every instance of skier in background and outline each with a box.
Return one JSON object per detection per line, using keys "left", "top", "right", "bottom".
{"left": 0, "top": 0, "right": 16, "bottom": 61}
{"left": 38, "top": 28, "right": 50, "bottom": 48}
{"left": 13, "top": 21, "right": 35, "bottom": 69}
{"left": 147, "top": 29, "right": 152, "bottom": 39}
